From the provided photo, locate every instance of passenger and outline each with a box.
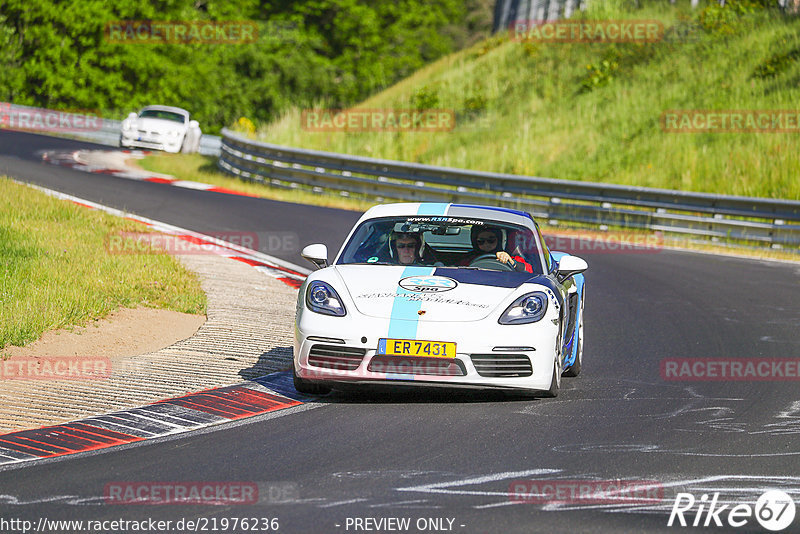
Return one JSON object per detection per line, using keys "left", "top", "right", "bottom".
{"left": 461, "top": 225, "right": 533, "bottom": 273}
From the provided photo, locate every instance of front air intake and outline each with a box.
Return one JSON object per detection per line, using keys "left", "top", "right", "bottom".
{"left": 308, "top": 345, "right": 366, "bottom": 371}
{"left": 368, "top": 356, "right": 465, "bottom": 376}
{"left": 470, "top": 354, "right": 532, "bottom": 377}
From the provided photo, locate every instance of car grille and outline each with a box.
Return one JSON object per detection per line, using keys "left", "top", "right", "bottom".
{"left": 470, "top": 354, "right": 532, "bottom": 377}
{"left": 307, "top": 345, "right": 366, "bottom": 371}
{"left": 368, "top": 356, "right": 465, "bottom": 376}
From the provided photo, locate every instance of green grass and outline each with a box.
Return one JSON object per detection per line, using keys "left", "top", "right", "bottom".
{"left": 248, "top": 1, "right": 800, "bottom": 200}
{"left": 0, "top": 178, "right": 206, "bottom": 351}
{"left": 137, "top": 153, "right": 374, "bottom": 212}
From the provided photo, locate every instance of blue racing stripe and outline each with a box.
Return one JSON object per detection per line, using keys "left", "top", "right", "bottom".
{"left": 386, "top": 203, "right": 450, "bottom": 342}
{"left": 386, "top": 266, "right": 436, "bottom": 340}
{"left": 416, "top": 203, "right": 450, "bottom": 216}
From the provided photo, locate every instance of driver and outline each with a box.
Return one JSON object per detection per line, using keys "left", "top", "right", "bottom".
{"left": 460, "top": 225, "right": 532, "bottom": 273}
{"left": 391, "top": 232, "right": 424, "bottom": 265}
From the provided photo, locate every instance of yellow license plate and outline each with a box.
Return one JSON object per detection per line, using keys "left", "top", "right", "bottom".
{"left": 378, "top": 338, "right": 456, "bottom": 358}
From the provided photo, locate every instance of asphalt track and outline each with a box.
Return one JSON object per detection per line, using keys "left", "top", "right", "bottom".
{"left": 1, "top": 130, "right": 800, "bottom": 533}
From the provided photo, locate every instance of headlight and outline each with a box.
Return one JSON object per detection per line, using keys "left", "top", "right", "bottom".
{"left": 306, "top": 281, "right": 346, "bottom": 317}
{"left": 168, "top": 130, "right": 182, "bottom": 137}
{"left": 122, "top": 121, "right": 134, "bottom": 131}
{"left": 498, "top": 292, "right": 548, "bottom": 324}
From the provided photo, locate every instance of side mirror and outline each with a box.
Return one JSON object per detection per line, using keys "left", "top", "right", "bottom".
{"left": 301, "top": 244, "right": 328, "bottom": 270}
{"left": 556, "top": 255, "right": 587, "bottom": 282}
{"left": 127, "top": 112, "right": 138, "bottom": 120}
{"left": 188, "top": 120, "right": 199, "bottom": 129}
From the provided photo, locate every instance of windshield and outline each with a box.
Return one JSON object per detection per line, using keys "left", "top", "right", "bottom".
{"left": 337, "top": 215, "right": 543, "bottom": 274}
{"left": 138, "top": 109, "right": 186, "bottom": 123}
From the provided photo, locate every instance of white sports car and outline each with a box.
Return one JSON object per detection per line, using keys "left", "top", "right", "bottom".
{"left": 293, "top": 203, "right": 587, "bottom": 396}
{"left": 119, "top": 105, "right": 201, "bottom": 153}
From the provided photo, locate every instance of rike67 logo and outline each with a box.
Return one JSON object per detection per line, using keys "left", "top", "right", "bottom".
{"left": 668, "top": 490, "right": 796, "bottom": 531}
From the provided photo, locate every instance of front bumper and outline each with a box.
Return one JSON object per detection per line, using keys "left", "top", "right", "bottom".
{"left": 294, "top": 312, "right": 559, "bottom": 392}
{"left": 120, "top": 131, "right": 182, "bottom": 153}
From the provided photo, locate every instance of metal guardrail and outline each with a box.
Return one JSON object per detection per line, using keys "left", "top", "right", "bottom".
{"left": 1, "top": 103, "right": 221, "bottom": 156}
{"left": 493, "top": 0, "right": 585, "bottom": 33}
{"left": 219, "top": 128, "right": 800, "bottom": 249}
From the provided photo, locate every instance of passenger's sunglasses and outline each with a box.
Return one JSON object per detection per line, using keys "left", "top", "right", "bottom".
{"left": 476, "top": 237, "right": 497, "bottom": 245}
{"left": 396, "top": 243, "right": 416, "bottom": 249}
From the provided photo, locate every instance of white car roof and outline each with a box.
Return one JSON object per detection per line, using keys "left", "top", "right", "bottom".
{"left": 139, "top": 105, "right": 190, "bottom": 117}
{"left": 358, "top": 203, "right": 536, "bottom": 228}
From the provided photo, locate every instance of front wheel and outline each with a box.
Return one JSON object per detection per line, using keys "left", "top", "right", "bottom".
{"left": 563, "top": 310, "right": 583, "bottom": 377}
{"left": 541, "top": 359, "right": 560, "bottom": 398}
{"left": 292, "top": 361, "right": 331, "bottom": 395}
{"left": 563, "top": 289, "right": 584, "bottom": 377}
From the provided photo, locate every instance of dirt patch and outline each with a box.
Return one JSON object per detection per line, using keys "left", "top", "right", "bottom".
{"left": 0, "top": 253, "right": 296, "bottom": 435}
{"left": 2, "top": 307, "right": 206, "bottom": 359}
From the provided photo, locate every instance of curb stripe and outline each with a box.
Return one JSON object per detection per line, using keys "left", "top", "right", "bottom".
{"left": 47, "top": 427, "right": 118, "bottom": 446}
{"left": 209, "top": 186, "right": 260, "bottom": 197}
{"left": 162, "top": 387, "right": 301, "bottom": 419}
{"left": 0, "top": 447, "right": 39, "bottom": 461}
{"left": 81, "top": 419, "right": 169, "bottom": 439}
{"left": 134, "top": 404, "right": 224, "bottom": 425}
{"left": 61, "top": 422, "right": 143, "bottom": 442}
{"left": 277, "top": 277, "right": 303, "bottom": 289}
{"left": 0, "top": 437, "right": 72, "bottom": 455}
{"left": 0, "top": 376, "right": 303, "bottom": 466}
{"left": 86, "top": 414, "right": 184, "bottom": 438}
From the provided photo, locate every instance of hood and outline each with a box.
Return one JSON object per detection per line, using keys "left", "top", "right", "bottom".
{"left": 333, "top": 265, "right": 534, "bottom": 322}
{"left": 133, "top": 117, "right": 185, "bottom": 133}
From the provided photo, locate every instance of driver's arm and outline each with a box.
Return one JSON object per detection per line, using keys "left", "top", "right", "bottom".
{"left": 496, "top": 251, "right": 533, "bottom": 273}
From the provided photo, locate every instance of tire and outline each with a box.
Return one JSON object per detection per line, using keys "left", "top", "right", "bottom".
{"left": 563, "top": 315, "right": 583, "bottom": 377}
{"left": 541, "top": 359, "right": 560, "bottom": 398}
{"left": 292, "top": 361, "right": 331, "bottom": 395}
{"left": 563, "top": 290, "right": 584, "bottom": 377}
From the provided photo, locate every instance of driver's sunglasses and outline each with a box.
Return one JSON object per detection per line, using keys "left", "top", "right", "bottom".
{"left": 396, "top": 243, "right": 416, "bottom": 249}
{"left": 476, "top": 237, "right": 497, "bottom": 245}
